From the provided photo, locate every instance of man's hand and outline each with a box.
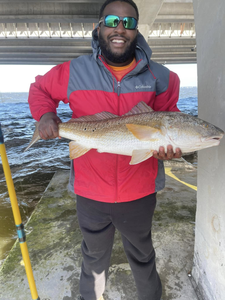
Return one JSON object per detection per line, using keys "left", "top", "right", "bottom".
{"left": 153, "top": 145, "right": 182, "bottom": 160}
{"left": 39, "top": 112, "right": 62, "bottom": 140}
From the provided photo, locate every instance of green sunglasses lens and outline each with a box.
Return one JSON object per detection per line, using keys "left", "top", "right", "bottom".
{"left": 123, "top": 17, "right": 137, "bottom": 29}
{"left": 105, "top": 15, "right": 120, "bottom": 27}
{"left": 104, "top": 15, "right": 137, "bottom": 29}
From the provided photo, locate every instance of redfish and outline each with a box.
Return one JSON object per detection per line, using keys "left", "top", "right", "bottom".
{"left": 25, "top": 102, "right": 224, "bottom": 165}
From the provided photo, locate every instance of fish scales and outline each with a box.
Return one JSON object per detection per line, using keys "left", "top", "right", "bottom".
{"left": 58, "top": 113, "right": 165, "bottom": 156}
{"left": 25, "top": 102, "right": 224, "bottom": 165}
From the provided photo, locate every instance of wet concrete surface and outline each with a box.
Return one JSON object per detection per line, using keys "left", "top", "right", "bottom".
{"left": 0, "top": 158, "right": 199, "bottom": 300}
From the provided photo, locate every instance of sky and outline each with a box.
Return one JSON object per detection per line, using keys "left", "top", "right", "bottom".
{"left": 0, "top": 63, "right": 197, "bottom": 93}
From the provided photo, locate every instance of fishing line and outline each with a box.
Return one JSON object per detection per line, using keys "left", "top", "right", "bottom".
{"left": 18, "top": 142, "right": 33, "bottom": 237}
{"left": 11, "top": 119, "right": 35, "bottom": 236}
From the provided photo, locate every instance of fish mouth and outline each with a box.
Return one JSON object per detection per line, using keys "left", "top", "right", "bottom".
{"left": 205, "top": 134, "right": 224, "bottom": 141}
{"left": 202, "top": 135, "right": 224, "bottom": 145}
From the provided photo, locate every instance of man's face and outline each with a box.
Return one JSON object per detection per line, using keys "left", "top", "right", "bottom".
{"left": 97, "top": 1, "right": 138, "bottom": 66}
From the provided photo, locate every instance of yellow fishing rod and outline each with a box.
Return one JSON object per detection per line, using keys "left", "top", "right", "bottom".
{"left": 0, "top": 123, "right": 40, "bottom": 300}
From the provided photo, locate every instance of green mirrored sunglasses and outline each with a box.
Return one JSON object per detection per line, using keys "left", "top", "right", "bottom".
{"left": 99, "top": 15, "right": 138, "bottom": 30}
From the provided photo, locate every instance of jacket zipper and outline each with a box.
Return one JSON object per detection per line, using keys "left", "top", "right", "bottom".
{"left": 115, "top": 80, "right": 121, "bottom": 202}
{"left": 117, "top": 81, "right": 121, "bottom": 96}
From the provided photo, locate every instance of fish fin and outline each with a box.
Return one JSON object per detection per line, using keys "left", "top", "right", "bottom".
{"left": 24, "top": 122, "right": 41, "bottom": 151}
{"left": 130, "top": 149, "right": 154, "bottom": 165}
{"left": 123, "top": 101, "right": 154, "bottom": 116}
{"left": 126, "top": 124, "right": 160, "bottom": 141}
{"left": 67, "top": 111, "right": 118, "bottom": 123}
{"left": 69, "top": 141, "right": 91, "bottom": 159}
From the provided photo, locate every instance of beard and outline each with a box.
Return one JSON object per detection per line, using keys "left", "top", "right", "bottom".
{"left": 98, "top": 31, "right": 137, "bottom": 64}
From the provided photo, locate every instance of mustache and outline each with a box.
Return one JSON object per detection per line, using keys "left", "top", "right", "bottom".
{"left": 108, "top": 34, "right": 129, "bottom": 41}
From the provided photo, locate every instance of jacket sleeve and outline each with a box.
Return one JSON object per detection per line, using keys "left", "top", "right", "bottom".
{"left": 28, "top": 61, "right": 71, "bottom": 121}
{"left": 153, "top": 71, "right": 180, "bottom": 112}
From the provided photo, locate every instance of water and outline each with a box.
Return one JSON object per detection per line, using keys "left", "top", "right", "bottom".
{"left": 0, "top": 92, "right": 72, "bottom": 265}
{"left": 178, "top": 87, "right": 198, "bottom": 117}
{"left": 0, "top": 87, "right": 198, "bottom": 266}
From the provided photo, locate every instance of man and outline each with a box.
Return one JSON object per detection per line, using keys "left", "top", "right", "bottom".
{"left": 28, "top": 0, "right": 182, "bottom": 299}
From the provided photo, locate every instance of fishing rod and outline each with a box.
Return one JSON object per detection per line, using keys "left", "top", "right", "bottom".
{"left": 0, "top": 123, "right": 40, "bottom": 300}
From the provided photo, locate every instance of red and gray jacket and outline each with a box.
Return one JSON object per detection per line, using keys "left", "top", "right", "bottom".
{"left": 28, "top": 29, "right": 180, "bottom": 203}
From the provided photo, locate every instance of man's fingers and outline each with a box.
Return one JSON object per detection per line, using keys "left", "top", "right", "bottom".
{"left": 174, "top": 148, "right": 182, "bottom": 158}
{"left": 39, "top": 130, "right": 46, "bottom": 140}
{"left": 153, "top": 150, "right": 158, "bottom": 157}
{"left": 166, "top": 145, "right": 174, "bottom": 159}
{"left": 38, "top": 112, "right": 62, "bottom": 140}
{"left": 153, "top": 145, "right": 182, "bottom": 160}
{"left": 48, "top": 123, "right": 59, "bottom": 138}
{"left": 156, "top": 146, "right": 165, "bottom": 159}
{"left": 39, "top": 121, "right": 59, "bottom": 140}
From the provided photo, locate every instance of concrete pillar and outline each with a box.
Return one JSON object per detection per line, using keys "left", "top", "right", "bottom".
{"left": 138, "top": 24, "right": 150, "bottom": 41}
{"left": 192, "top": 0, "right": 225, "bottom": 299}
{"left": 135, "top": 0, "right": 164, "bottom": 41}
{"left": 135, "top": 0, "right": 163, "bottom": 25}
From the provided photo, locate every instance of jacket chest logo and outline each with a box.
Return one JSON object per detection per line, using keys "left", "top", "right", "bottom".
{"left": 135, "top": 85, "right": 152, "bottom": 89}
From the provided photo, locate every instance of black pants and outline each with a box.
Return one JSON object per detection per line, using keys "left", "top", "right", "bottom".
{"left": 76, "top": 194, "right": 162, "bottom": 300}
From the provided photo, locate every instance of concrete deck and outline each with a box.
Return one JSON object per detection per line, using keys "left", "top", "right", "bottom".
{"left": 0, "top": 159, "right": 199, "bottom": 300}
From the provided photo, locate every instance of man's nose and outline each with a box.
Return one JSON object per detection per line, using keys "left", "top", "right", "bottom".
{"left": 114, "top": 20, "right": 126, "bottom": 33}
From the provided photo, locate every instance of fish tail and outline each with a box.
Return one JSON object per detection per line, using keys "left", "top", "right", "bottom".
{"left": 24, "top": 122, "right": 41, "bottom": 152}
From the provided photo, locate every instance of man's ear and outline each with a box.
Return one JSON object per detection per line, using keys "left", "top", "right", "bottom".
{"left": 97, "top": 26, "right": 100, "bottom": 36}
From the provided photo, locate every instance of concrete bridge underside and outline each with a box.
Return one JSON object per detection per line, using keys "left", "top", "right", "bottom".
{"left": 0, "top": 0, "right": 196, "bottom": 65}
